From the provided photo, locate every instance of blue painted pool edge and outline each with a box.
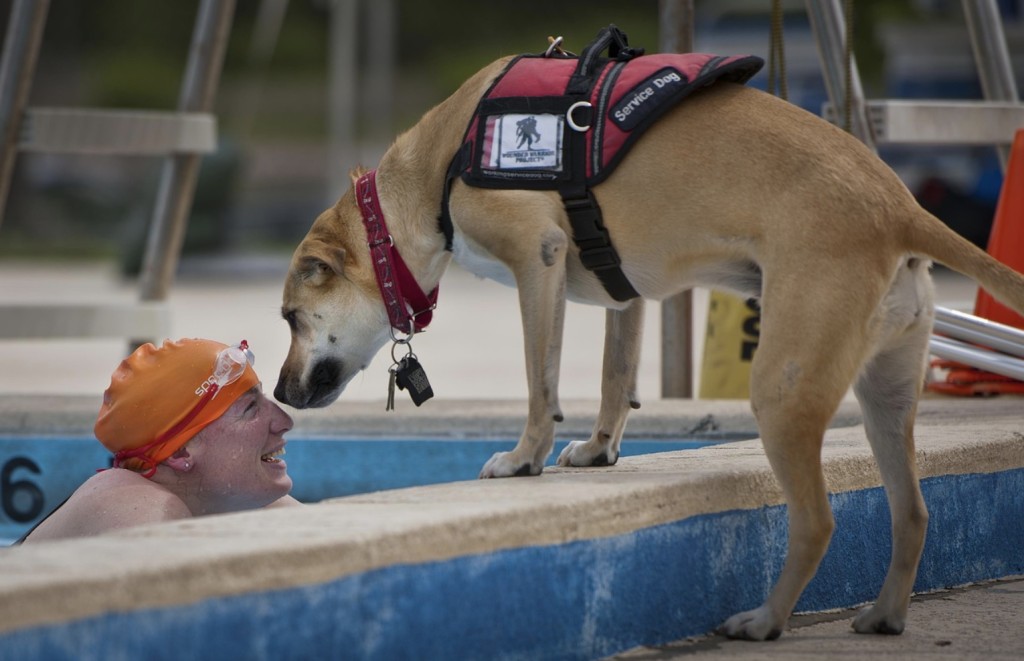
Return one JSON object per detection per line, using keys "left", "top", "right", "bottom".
{"left": 3, "top": 467, "right": 1022, "bottom": 661}
{"left": 0, "top": 436, "right": 725, "bottom": 542}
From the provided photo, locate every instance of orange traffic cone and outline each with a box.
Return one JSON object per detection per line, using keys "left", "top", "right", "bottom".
{"left": 929, "top": 129, "right": 1024, "bottom": 397}
{"left": 974, "top": 128, "right": 1024, "bottom": 329}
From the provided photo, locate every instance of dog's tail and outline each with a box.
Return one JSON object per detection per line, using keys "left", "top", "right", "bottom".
{"left": 904, "top": 207, "right": 1024, "bottom": 316}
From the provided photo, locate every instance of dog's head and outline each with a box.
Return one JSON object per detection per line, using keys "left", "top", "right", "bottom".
{"left": 274, "top": 182, "right": 391, "bottom": 409}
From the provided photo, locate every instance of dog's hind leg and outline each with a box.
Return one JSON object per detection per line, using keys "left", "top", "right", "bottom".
{"left": 851, "top": 259, "right": 933, "bottom": 635}
{"left": 557, "top": 299, "right": 644, "bottom": 467}
{"left": 719, "top": 265, "right": 885, "bottom": 641}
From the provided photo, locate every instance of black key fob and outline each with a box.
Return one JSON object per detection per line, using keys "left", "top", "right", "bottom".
{"left": 394, "top": 355, "right": 434, "bottom": 406}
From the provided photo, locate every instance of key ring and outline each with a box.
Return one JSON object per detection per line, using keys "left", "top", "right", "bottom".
{"left": 389, "top": 324, "right": 414, "bottom": 345}
{"left": 390, "top": 340, "right": 414, "bottom": 366}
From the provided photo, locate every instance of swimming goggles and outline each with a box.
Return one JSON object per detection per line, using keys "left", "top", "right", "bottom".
{"left": 197, "top": 340, "right": 256, "bottom": 399}
{"left": 113, "top": 340, "right": 255, "bottom": 477}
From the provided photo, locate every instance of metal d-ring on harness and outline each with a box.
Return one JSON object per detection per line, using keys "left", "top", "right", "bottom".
{"left": 547, "top": 36, "right": 593, "bottom": 133}
{"left": 566, "top": 101, "right": 593, "bottom": 132}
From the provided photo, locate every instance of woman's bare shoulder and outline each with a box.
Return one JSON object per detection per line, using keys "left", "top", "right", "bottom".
{"left": 23, "top": 469, "right": 191, "bottom": 542}
{"left": 86, "top": 469, "right": 191, "bottom": 515}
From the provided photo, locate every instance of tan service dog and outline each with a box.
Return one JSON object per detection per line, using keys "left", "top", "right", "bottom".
{"left": 275, "top": 55, "right": 1024, "bottom": 640}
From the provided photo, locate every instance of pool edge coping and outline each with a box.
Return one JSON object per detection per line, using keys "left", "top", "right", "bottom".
{"left": 0, "top": 395, "right": 1021, "bottom": 637}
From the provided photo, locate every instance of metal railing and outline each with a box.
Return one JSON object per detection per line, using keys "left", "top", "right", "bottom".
{"left": 0, "top": 0, "right": 236, "bottom": 345}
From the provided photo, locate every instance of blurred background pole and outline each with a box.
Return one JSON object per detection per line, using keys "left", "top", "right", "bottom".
{"left": 233, "top": 0, "right": 290, "bottom": 141}
{"left": 962, "top": 0, "right": 1019, "bottom": 171}
{"left": 363, "top": 0, "right": 394, "bottom": 145}
{"left": 0, "top": 0, "right": 51, "bottom": 229}
{"left": 328, "top": 0, "right": 358, "bottom": 205}
{"left": 139, "top": 0, "right": 236, "bottom": 301}
{"left": 805, "top": 0, "right": 876, "bottom": 150}
{"left": 327, "top": 0, "right": 393, "bottom": 204}
{"left": 658, "top": 0, "right": 695, "bottom": 399}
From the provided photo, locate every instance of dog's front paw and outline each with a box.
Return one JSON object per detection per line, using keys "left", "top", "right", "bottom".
{"left": 718, "top": 607, "right": 784, "bottom": 641}
{"left": 556, "top": 440, "right": 619, "bottom": 467}
{"left": 852, "top": 605, "right": 905, "bottom": 635}
{"left": 479, "top": 452, "right": 542, "bottom": 479}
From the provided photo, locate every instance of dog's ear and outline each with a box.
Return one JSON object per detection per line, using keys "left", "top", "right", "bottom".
{"left": 295, "top": 239, "right": 346, "bottom": 285}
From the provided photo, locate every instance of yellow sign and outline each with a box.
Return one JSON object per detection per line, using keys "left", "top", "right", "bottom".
{"left": 699, "top": 292, "right": 760, "bottom": 399}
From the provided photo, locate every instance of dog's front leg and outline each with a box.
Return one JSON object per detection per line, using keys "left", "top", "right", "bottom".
{"left": 557, "top": 299, "right": 644, "bottom": 467}
{"left": 479, "top": 228, "right": 568, "bottom": 478}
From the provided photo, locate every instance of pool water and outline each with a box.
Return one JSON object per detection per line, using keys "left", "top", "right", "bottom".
{"left": 0, "top": 436, "right": 733, "bottom": 543}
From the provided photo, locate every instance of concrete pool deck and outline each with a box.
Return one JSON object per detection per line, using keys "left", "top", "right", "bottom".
{"left": 0, "top": 394, "right": 1022, "bottom": 660}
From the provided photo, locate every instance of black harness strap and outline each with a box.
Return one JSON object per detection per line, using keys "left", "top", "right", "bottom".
{"left": 558, "top": 25, "right": 641, "bottom": 301}
{"left": 438, "top": 142, "right": 467, "bottom": 252}
{"left": 561, "top": 183, "right": 639, "bottom": 300}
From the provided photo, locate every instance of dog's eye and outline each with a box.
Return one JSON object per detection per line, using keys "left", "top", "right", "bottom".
{"left": 282, "top": 310, "right": 298, "bottom": 331}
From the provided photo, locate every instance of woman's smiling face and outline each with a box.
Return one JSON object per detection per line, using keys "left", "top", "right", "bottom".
{"left": 183, "top": 385, "right": 295, "bottom": 515}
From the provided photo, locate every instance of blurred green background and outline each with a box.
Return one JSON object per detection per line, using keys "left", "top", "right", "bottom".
{"left": 0, "top": 0, "right": 1021, "bottom": 272}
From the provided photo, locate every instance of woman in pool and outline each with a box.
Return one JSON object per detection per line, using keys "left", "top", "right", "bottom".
{"left": 20, "top": 338, "right": 299, "bottom": 543}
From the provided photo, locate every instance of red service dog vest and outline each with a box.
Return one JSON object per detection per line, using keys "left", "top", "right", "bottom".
{"left": 441, "top": 26, "right": 763, "bottom": 301}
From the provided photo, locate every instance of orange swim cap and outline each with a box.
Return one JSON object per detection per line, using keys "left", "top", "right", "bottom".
{"left": 94, "top": 338, "right": 260, "bottom": 474}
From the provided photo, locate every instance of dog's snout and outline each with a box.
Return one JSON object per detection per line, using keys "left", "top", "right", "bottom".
{"left": 272, "top": 377, "right": 290, "bottom": 406}
{"left": 274, "top": 358, "right": 344, "bottom": 409}
{"left": 273, "top": 360, "right": 302, "bottom": 407}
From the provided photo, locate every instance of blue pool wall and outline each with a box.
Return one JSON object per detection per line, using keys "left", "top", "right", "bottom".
{"left": 2, "top": 466, "right": 1022, "bottom": 661}
{"left": 0, "top": 436, "right": 721, "bottom": 543}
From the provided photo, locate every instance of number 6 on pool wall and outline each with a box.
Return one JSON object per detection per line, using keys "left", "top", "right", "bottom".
{"left": 2, "top": 457, "right": 45, "bottom": 523}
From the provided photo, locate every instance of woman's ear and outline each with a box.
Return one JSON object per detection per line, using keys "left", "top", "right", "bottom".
{"left": 164, "top": 448, "right": 194, "bottom": 473}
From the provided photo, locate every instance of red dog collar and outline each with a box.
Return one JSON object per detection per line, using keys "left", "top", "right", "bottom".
{"left": 356, "top": 169, "right": 438, "bottom": 335}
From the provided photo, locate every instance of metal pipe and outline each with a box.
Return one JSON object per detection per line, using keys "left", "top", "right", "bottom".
{"left": 0, "top": 0, "right": 51, "bottom": 228}
{"left": 929, "top": 336, "right": 1024, "bottom": 381}
{"left": 139, "top": 0, "right": 236, "bottom": 302}
{"left": 935, "top": 306, "right": 1024, "bottom": 348}
{"left": 933, "top": 319, "right": 1024, "bottom": 359}
{"left": 364, "top": 0, "right": 394, "bottom": 143}
{"left": 659, "top": 0, "right": 694, "bottom": 398}
{"left": 805, "top": 0, "right": 877, "bottom": 150}
{"left": 232, "top": 0, "right": 290, "bottom": 141}
{"left": 658, "top": 0, "right": 695, "bottom": 53}
{"left": 961, "top": 0, "right": 1020, "bottom": 169}
{"left": 327, "top": 0, "right": 358, "bottom": 205}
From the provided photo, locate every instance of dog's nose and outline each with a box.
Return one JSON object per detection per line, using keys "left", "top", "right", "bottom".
{"left": 273, "top": 377, "right": 291, "bottom": 406}
{"left": 273, "top": 359, "right": 343, "bottom": 408}
{"left": 308, "top": 359, "right": 342, "bottom": 403}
